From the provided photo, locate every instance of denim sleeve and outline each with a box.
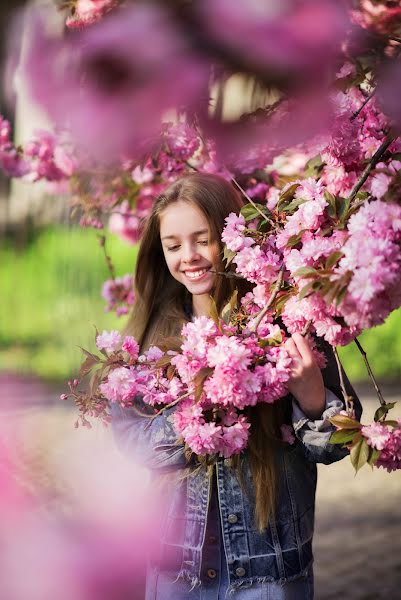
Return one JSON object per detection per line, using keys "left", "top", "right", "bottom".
{"left": 291, "top": 340, "right": 362, "bottom": 465}
{"left": 110, "top": 397, "right": 187, "bottom": 471}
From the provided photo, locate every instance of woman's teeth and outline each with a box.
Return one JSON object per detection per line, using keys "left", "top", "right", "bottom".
{"left": 185, "top": 268, "right": 209, "bottom": 279}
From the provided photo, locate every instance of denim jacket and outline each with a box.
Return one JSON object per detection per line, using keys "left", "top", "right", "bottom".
{"left": 111, "top": 344, "right": 361, "bottom": 592}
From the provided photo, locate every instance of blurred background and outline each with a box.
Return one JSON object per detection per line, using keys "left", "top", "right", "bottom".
{"left": 0, "top": 1, "right": 400, "bottom": 599}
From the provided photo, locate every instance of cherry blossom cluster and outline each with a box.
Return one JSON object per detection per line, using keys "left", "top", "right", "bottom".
{"left": 66, "top": 315, "right": 301, "bottom": 457}
{"left": 329, "top": 408, "right": 401, "bottom": 473}
{"left": 0, "top": 116, "right": 76, "bottom": 183}
{"left": 101, "top": 274, "right": 135, "bottom": 316}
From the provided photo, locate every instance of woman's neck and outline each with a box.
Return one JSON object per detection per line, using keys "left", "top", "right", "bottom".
{"left": 192, "top": 293, "right": 212, "bottom": 318}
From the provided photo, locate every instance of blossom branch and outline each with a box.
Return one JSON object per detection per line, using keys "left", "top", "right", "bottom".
{"left": 354, "top": 338, "right": 386, "bottom": 407}
{"left": 143, "top": 390, "right": 192, "bottom": 431}
{"left": 301, "top": 319, "right": 312, "bottom": 337}
{"left": 98, "top": 234, "right": 116, "bottom": 280}
{"left": 210, "top": 269, "right": 244, "bottom": 279}
{"left": 333, "top": 346, "right": 354, "bottom": 415}
{"left": 350, "top": 89, "right": 376, "bottom": 122}
{"left": 250, "top": 264, "right": 285, "bottom": 333}
{"left": 348, "top": 133, "right": 396, "bottom": 204}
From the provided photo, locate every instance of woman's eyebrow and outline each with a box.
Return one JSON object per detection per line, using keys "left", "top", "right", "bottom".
{"left": 161, "top": 229, "right": 209, "bottom": 241}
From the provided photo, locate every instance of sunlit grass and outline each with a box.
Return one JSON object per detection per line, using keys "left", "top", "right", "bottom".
{"left": 0, "top": 226, "right": 137, "bottom": 381}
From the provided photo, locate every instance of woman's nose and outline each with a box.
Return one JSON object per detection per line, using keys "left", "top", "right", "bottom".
{"left": 182, "top": 242, "right": 200, "bottom": 263}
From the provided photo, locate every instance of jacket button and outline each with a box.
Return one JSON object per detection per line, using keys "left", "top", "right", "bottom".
{"left": 224, "top": 458, "right": 232, "bottom": 467}
{"left": 207, "top": 569, "right": 217, "bottom": 579}
{"left": 228, "top": 513, "right": 238, "bottom": 524}
{"left": 235, "top": 567, "right": 246, "bottom": 577}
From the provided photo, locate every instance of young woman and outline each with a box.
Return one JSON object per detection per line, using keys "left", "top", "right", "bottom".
{"left": 111, "top": 172, "right": 361, "bottom": 600}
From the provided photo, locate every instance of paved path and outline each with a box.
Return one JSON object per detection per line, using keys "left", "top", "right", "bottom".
{"left": 314, "top": 388, "right": 401, "bottom": 600}
{"left": 1, "top": 374, "right": 400, "bottom": 599}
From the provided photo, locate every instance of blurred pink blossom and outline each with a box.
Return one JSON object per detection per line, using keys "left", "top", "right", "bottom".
{"left": 24, "top": 5, "right": 209, "bottom": 162}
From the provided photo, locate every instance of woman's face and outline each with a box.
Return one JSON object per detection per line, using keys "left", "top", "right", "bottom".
{"left": 159, "top": 200, "right": 219, "bottom": 303}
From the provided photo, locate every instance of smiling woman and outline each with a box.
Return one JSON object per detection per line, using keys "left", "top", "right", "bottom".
{"left": 111, "top": 172, "right": 360, "bottom": 599}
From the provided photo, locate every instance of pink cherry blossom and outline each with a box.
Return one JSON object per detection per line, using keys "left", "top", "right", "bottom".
{"left": 99, "top": 366, "right": 138, "bottom": 403}
{"left": 121, "top": 336, "right": 139, "bottom": 360}
{"left": 96, "top": 329, "right": 122, "bottom": 353}
{"left": 361, "top": 422, "right": 391, "bottom": 450}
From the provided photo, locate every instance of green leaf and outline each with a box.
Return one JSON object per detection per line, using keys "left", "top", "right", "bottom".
{"left": 154, "top": 354, "right": 172, "bottom": 368}
{"left": 324, "top": 282, "right": 341, "bottom": 305}
{"left": 221, "top": 289, "right": 238, "bottom": 324}
{"left": 209, "top": 298, "right": 221, "bottom": 329}
{"left": 328, "top": 414, "right": 362, "bottom": 430}
{"left": 274, "top": 291, "right": 293, "bottom": 315}
{"left": 367, "top": 448, "right": 381, "bottom": 467}
{"left": 374, "top": 402, "right": 397, "bottom": 422}
{"left": 281, "top": 198, "right": 307, "bottom": 213}
{"left": 194, "top": 367, "right": 213, "bottom": 402}
{"left": 304, "top": 154, "right": 324, "bottom": 177}
{"left": 285, "top": 232, "right": 304, "bottom": 248}
{"left": 336, "top": 285, "right": 348, "bottom": 306}
{"left": 298, "top": 281, "right": 315, "bottom": 300}
{"left": 277, "top": 183, "right": 300, "bottom": 210}
{"left": 338, "top": 197, "right": 351, "bottom": 222}
{"left": 90, "top": 369, "right": 103, "bottom": 397}
{"left": 325, "top": 251, "right": 344, "bottom": 270}
{"left": 78, "top": 347, "right": 100, "bottom": 362}
{"left": 223, "top": 245, "right": 236, "bottom": 267}
{"left": 240, "top": 203, "right": 267, "bottom": 222}
{"left": 355, "top": 191, "right": 370, "bottom": 201}
{"left": 350, "top": 437, "right": 370, "bottom": 473}
{"left": 329, "top": 429, "right": 359, "bottom": 445}
{"left": 381, "top": 420, "right": 399, "bottom": 427}
{"left": 324, "top": 191, "right": 337, "bottom": 218}
{"left": 292, "top": 266, "right": 319, "bottom": 278}
{"left": 79, "top": 355, "right": 99, "bottom": 379}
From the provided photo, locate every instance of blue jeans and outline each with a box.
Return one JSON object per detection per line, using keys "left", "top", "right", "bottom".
{"left": 146, "top": 480, "right": 314, "bottom": 600}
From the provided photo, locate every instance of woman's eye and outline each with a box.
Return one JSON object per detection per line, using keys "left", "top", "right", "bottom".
{"left": 167, "top": 245, "right": 180, "bottom": 252}
{"left": 198, "top": 240, "right": 209, "bottom": 246}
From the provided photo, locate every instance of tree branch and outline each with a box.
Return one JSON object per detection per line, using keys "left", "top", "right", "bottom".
{"left": 250, "top": 264, "right": 285, "bottom": 333}
{"left": 350, "top": 89, "right": 376, "bottom": 122}
{"left": 347, "top": 133, "right": 396, "bottom": 204}
{"left": 98, "top": 234, "right": 116, "bottom": 280}
{"left": 333, "top": 347, "right": 354, "bottom": 415}
{"left": 354, "top": 338, "right": 386, "bottom": 406}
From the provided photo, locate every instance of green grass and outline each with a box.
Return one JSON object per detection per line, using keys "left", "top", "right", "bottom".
{"left": 338, "top": 308, "right": 401, "bottom": 384}
{"left": 0, "top": 226, "right": 137, "bottom": 381}
{"left": 1, "top": 225, "right": 400, "bottom": 384}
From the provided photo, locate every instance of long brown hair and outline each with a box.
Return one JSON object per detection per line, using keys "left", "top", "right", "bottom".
{"left": 125, "top": 172, "right": 287, "bottom": 530}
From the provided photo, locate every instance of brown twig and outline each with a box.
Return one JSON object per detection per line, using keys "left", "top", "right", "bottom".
{"left": 350, "top": 89, "right": 376, "bottom": 122}
{"left": 347, "top": 133, "right": 396, "bottom": 204}
{"left": 250, "top": 265, "right": 285, "bottom": 333}
{"left": 210, "top": 269, "right": 244, "bottom": 279}
{"left": 143, "top": 391, "right": 192, "bottom": 431}
{"left": 301, "top": 319, "right": 312, "bottom": 337}
{"left": 333, "top": 347, "right": 354, "bottom": 415}
{"left": 231, "top": 177, "right": 273, "bottom": 224}
{"left": 97, "top": 234, "right": 116, "bottom": 280}
{"left": 354, "top": 338, "right": 386, "bottom": 407}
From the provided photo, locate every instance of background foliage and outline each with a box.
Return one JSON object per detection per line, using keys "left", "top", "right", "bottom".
{"left": 1, "top": 226, "right": 400, "bottom": 383}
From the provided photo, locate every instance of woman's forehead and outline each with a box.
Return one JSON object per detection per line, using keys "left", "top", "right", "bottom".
{"left": 159, "top": 200, "right": 210, "bottom": 239}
